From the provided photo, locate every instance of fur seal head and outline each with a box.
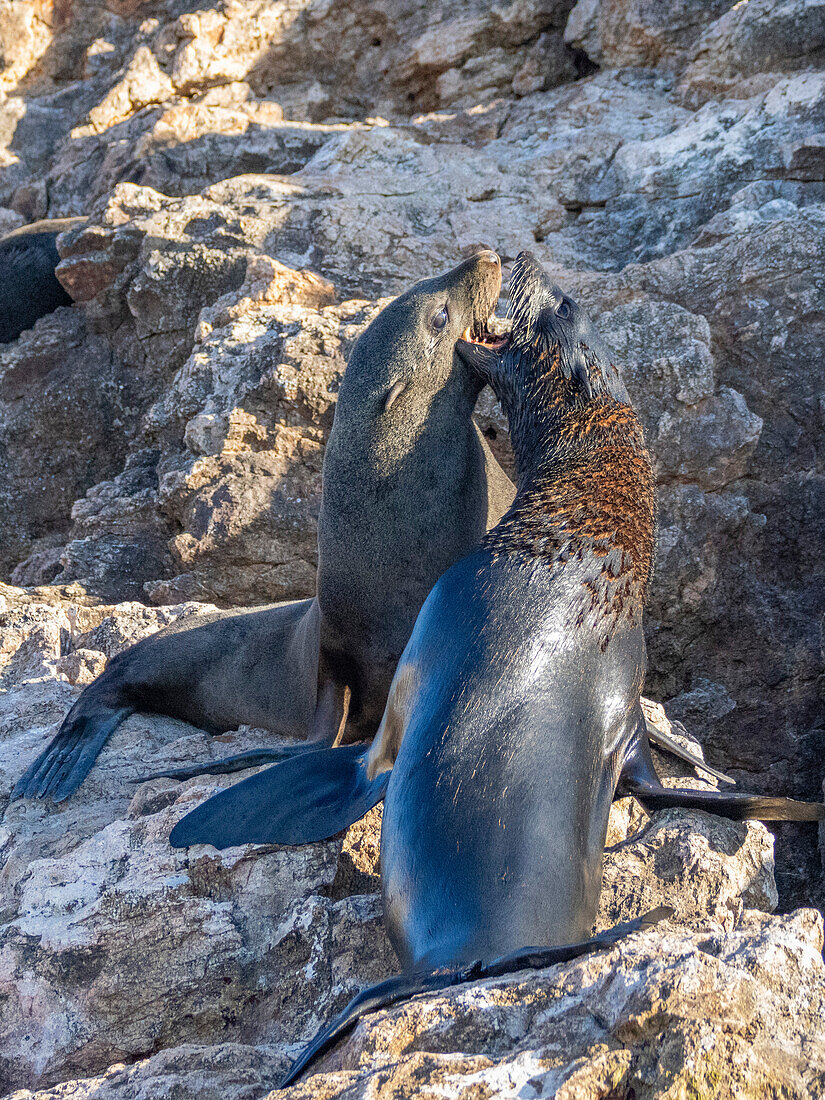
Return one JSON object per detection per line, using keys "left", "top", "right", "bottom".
{"left": 458, "top": 250, "right": 655, "bottom": 611}
{"left": 331, "top": 250, "right": 507, "bottom": 460}
{"left": 457, "top": 250, "right": 628, "bottom": 412}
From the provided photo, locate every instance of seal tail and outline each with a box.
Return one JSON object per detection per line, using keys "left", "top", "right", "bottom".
{"left": 169, "top": 743, "right": 388, "bottom": 849}
{"left": 277, "top": 906, "right": 672, "bottom": 1089}
{"left": 644, "top": 718, "right": 735, "bottom": 786}
{"left": 12, "top": 703, "right": 134, "bottom": 802}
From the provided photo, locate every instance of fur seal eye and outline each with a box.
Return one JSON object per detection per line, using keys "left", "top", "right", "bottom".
{"left": 556, "top": 299, "right": 572, "bottom": 320}
{"left": 431, "top": 305, "right": 449, "bottom": 331}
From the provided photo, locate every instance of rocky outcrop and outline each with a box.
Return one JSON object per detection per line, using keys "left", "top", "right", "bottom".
{"left": 0, "top": 1, "right": 824, "bottom": 1096}
{"left": 6, "top": 910, "right": 824, "bottom": 1099}
{"left": 0, "top": 586, "right": 800, "bottom": 1096}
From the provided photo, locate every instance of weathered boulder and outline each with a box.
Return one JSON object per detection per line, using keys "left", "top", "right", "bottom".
{"left": 680, "top": 0, "right": 825, "bottom": 106}
{"left": 8, "top": 910, "right": 825, "bottom": 1098}
{"left": 0, "top": 587, "right": 792, "bottom": 1095}
{"left": 565, "top": 0, "right": 825, "bottom": 110}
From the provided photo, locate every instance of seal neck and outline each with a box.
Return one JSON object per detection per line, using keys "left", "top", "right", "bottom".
{"left": 485, "top": 391, "right": 656, "bottom": 604}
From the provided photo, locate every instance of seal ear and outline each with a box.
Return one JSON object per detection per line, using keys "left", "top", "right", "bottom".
{"left": 570, "top": 352, "right": 594, "bottom": 398}
{"left": 384, "top": 380, "right": 407, "bottom": 412}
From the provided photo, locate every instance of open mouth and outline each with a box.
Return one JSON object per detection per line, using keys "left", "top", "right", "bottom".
{"left": 460, "top": 316, "right": 511, "bottom": 351}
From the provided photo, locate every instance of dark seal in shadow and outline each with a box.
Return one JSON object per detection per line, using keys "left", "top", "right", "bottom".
{"left": 0, "top": 218, "right": 84, "bottom": 343}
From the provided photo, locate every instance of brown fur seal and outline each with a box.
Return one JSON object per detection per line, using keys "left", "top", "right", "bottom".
{"left": 170, "top": 253, "right": 823, "bottom": 857}
{"left": 0, "top": 218, "right": 85, "bottom": 343}
{"left": 272, "top": 248, "right": 678, "bottom": 1085}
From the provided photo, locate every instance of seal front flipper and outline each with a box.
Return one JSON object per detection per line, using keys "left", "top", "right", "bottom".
{"left": 277, "top": 907, "right": 672, "bottom": 1089}
{"left": 478, "top": 906, "right": 673, "bottom": 978}
{"left": 12, "top": 703, "right": 134, "bottom": 802}
{"left": 136, "top": 743, "right": 321, "bottom": 783}
{"left": 169, "top": 743, "right": 389, "bottom": 849}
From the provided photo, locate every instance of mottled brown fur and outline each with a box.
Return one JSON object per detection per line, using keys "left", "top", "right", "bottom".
{"left": 482, "top": 348, "right": 655, "bottom": 628}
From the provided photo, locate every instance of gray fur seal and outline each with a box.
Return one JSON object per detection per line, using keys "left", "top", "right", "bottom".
{"left": 273, "top": 250, "right": 691, "bottom": 1084}
{"left": 171, "top": 252, "right": 823, "bottom": 1086}
{"left": 13, "top": 251, "right": 515, "bottom": 800}
{"left": 0, "top": 218, "right": 84, "bottom": 343}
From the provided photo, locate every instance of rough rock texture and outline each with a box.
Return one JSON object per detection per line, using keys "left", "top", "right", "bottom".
{"left": 7, "top": 911, "right": 825, "bottom": 1099}
{"left": 0, "top": 589, "right": 805, "bottom": 1097}
{"left": 0, "top": 1, "right": 824, "bottom": 1096}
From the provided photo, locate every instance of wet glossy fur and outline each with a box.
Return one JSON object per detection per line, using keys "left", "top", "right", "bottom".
{"left": 277, "top": 252, "right": 824, "bottom": 1087}
{"left": 276, "top": 252, "right": 668, "bottom": 1087}
{"left": 0, "top": 219, "right": 82, "bottom": 343}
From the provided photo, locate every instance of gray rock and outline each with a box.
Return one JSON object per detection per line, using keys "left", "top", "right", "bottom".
{"left": 681, "top": 0, "right": 825, "bottom": 106}
{"left": 0, "top": 589, "right": 790, "bottom": 1094}
{"left": 565, "top": 0, "right": 731, "bottom": 71}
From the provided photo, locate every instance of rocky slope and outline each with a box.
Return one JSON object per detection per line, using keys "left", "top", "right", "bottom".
{"left": 0, "top": 1, "right": 824, "bottom": 1097}
{"left": 0, "top": 583, "right": 809, "bottom": 1097}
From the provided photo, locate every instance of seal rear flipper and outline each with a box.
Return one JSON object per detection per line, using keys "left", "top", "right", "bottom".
{"left": 278, "top": 965, "right": 481, "bottom": 1089}
{"left": 135, "top": 743, "right": 321, "bottom": 783}
{"left": 644, "top": 718, "right": 735, "bottom": 786}
{"left": 169, "top": 742, "right": 388, "bottom": 849}
{"left": 278, "top": 906, "right": 672, "bottom": 1088}
{"left": 479, "top": 906, "right": 673, "bottom": 979}
{"left": 12, "top": 705, "right": 134, "bottom": 801}
{"left": 622, "top": 777, "right": 825, "bottom": 822}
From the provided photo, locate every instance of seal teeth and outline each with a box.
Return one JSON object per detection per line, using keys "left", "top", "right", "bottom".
{"left": 462, "top": 327, "right": 472, "bottom": 340}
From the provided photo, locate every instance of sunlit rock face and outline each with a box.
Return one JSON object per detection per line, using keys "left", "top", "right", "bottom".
{"left": 0, "top": 2, "right": 824, "bottom": 1096}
